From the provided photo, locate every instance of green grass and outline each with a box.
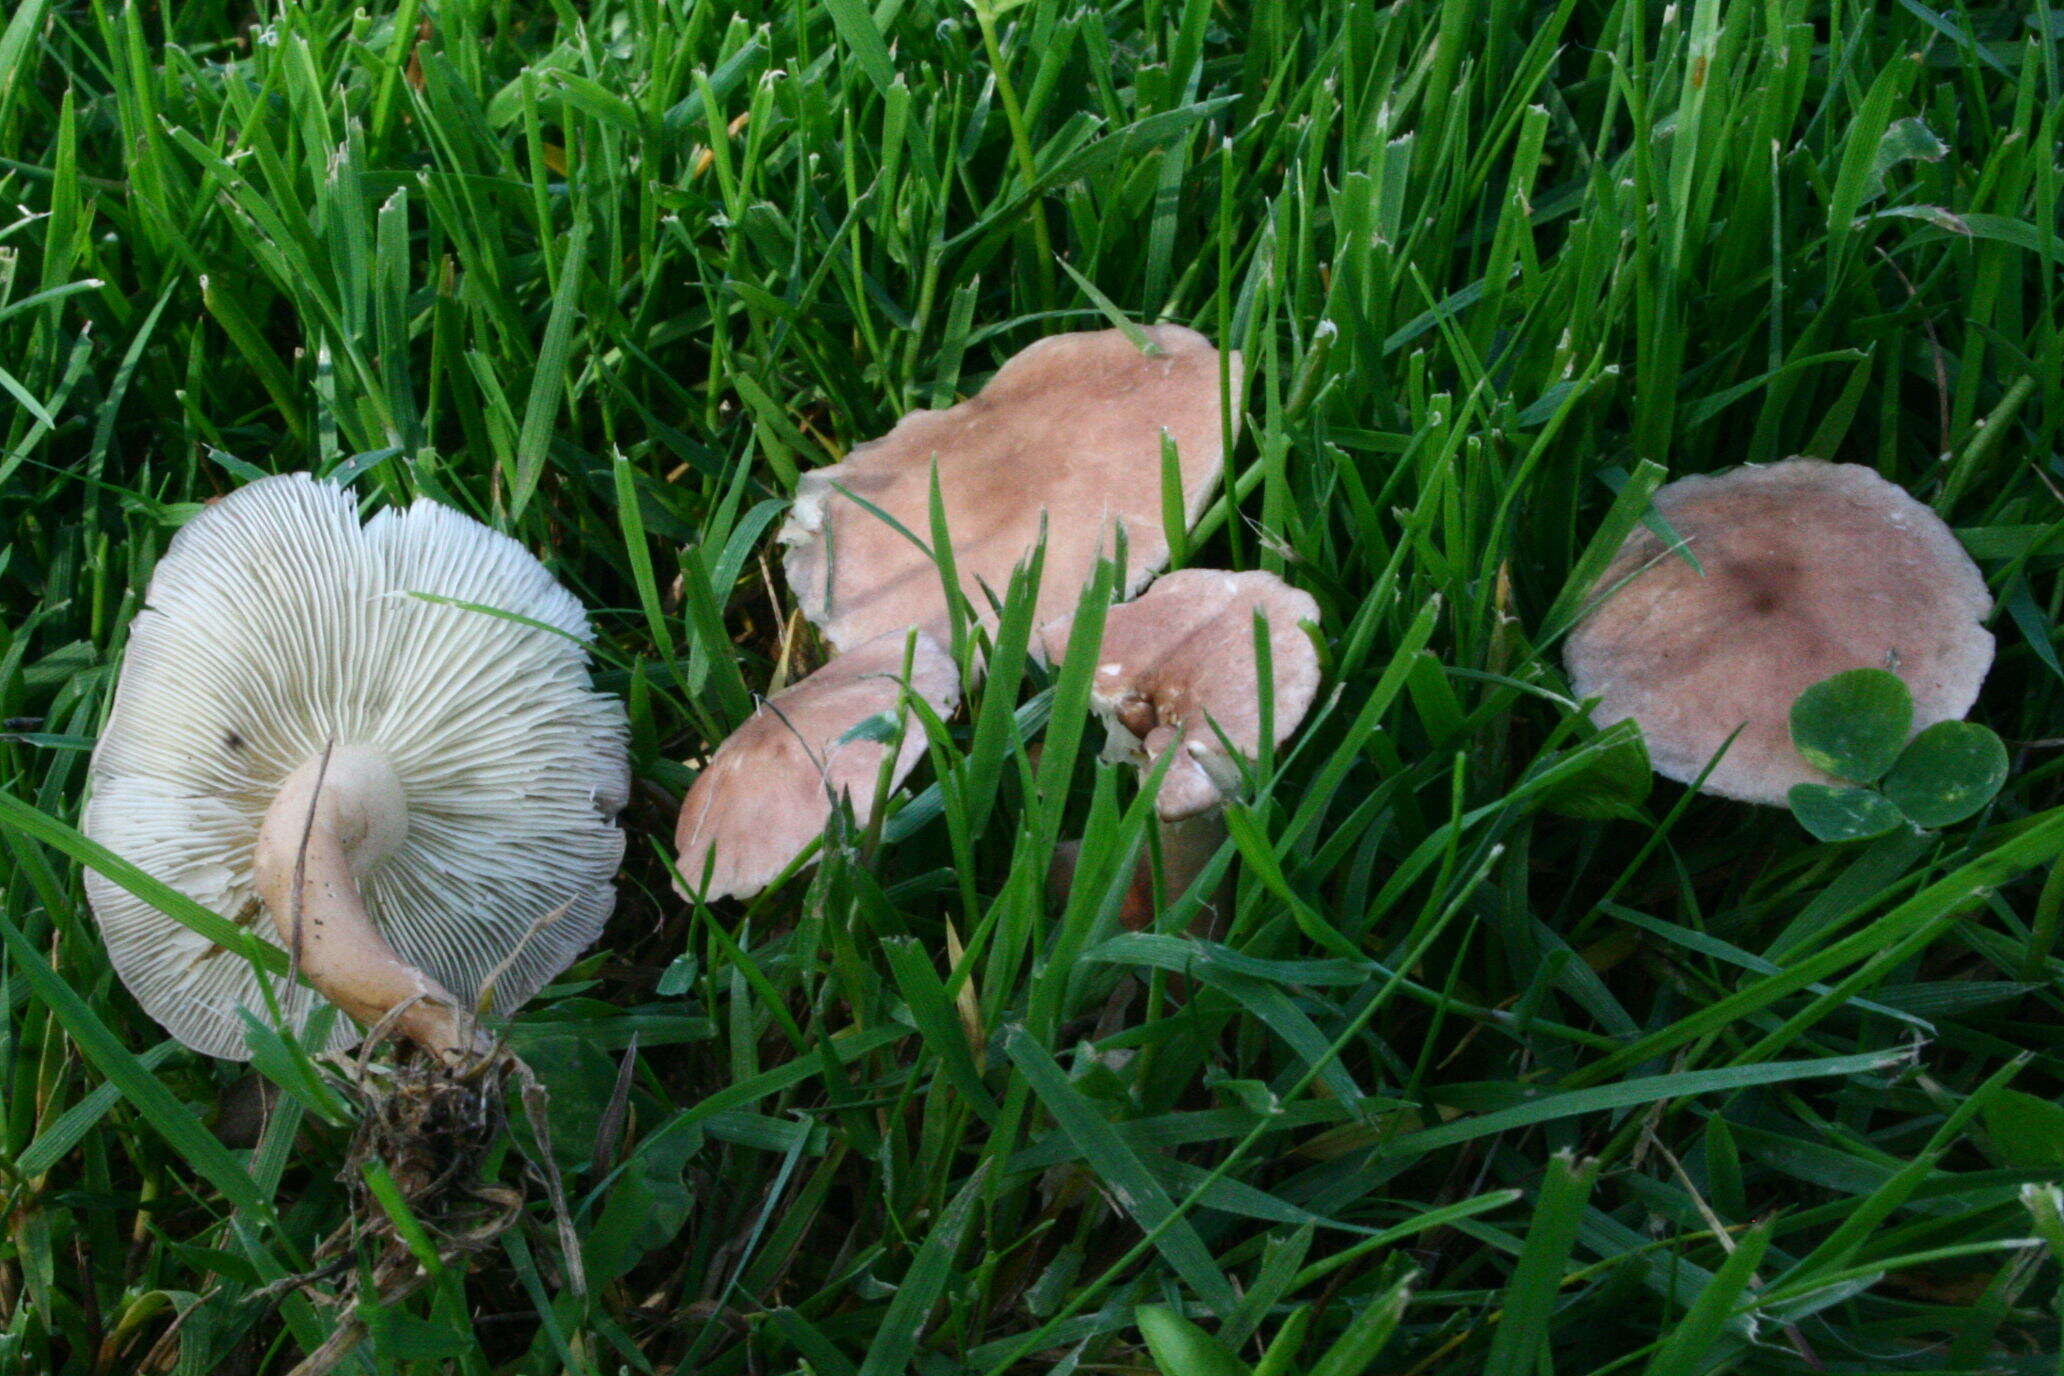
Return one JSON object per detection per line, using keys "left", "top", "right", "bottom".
{"left": 3, "top": 0, "right": 2063, "bottom": 1371}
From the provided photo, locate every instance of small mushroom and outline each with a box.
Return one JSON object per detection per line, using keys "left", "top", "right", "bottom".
{"left": 1042, "top": 569, "right": 1322, "bottom": 924}
{"left": 1564, "top": 458, "right": 1994, "bottom": 805}
{"left": 673, "top": 631, "right": 961, "bottom": 902}
{"left": 85, "top": 474, "right": 630, "bottom": 1061}
{"left": 781, "top": 325, "right": 1239, "bottom": 655}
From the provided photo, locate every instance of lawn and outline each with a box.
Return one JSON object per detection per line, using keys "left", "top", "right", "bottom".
{"left": 3, "top": 0, "right": 2063, "bottom": 1372}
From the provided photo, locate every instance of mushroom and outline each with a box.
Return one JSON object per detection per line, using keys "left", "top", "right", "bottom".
{"left": 1563, "top": 457, "right": 1994, "bottom": 805}
{"left": 84, "top": 474, "right": 630, "bottom": 1062}
{"left": 673, "top": 630, "right": 961, "bottom": 902}
{"left": 1041, "top": 569, "right": 1322, "bottom": 926}
{"left": 781, "top": 325, "right": 1239, "bottom": 655}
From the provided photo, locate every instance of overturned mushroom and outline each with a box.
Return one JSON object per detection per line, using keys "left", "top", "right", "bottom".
{"left": 782, "top": 325, "right": 1240, "bottom": 655}
{"left": 674, "top": 631, "right": 961, "bottom": 902}
{"left": 1564, "top": 458, "right": 1994, "bottom": 805}
{"left": 84, "top": 474, "right": 629, "bottom": 1061}
{"left": 1042, "top": 569, "right": 1322, "bottom": 925}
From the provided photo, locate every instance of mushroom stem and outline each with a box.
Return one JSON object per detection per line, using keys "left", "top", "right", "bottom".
{"left": 252, "top": 747, "right": 489, "bottom": 1063}
{"left": 1150, "top": 812, "right": 1229, "bottom": 934}
{"left": 1053, "top": 815, "right": 1227, "bottom": 933}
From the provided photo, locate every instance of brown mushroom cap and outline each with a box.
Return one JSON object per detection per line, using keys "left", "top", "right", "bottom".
{"left": 673, "top": 631, "right": 961, "bottom": 901}
{"left": 1042, "top": 569, "right": 1322, "bottom": 821}
{"left": 1563, "top": 458, "right": 1994, "bottom": 806}
{"left": 781, "top": 325, "right": 1240, "bottom": 655}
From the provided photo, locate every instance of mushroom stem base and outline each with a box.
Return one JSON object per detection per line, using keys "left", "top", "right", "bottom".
{"left": 254, "top": 748, "right": 489, "bottom": 1064}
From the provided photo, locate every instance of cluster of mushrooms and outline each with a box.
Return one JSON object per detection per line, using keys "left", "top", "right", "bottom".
{"left": 678, "top": 325, "right": 1319, "bottom": 914}
{"left": 81, "top": 327, "right": 1996, "bottom": 1067}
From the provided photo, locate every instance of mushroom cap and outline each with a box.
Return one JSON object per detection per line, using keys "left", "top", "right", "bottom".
{"left": 673, "top": 630, "right": 961, "bottom": 902}
{"left": 1564, "top": 458, "right": 1994, "bottom": 806}
{"left": 84, "top": 474, "right": 630, "bottom": 1059}
{"left": 1042, "top": 569, "right": 1322, "bottom": 821}
{"left": 780, "top": 325, "right": 1239, "bottom": 655}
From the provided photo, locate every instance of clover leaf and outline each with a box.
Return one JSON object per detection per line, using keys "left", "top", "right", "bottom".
{"left": 1789, "top": 668, "right": 1912, "bottom": 784}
